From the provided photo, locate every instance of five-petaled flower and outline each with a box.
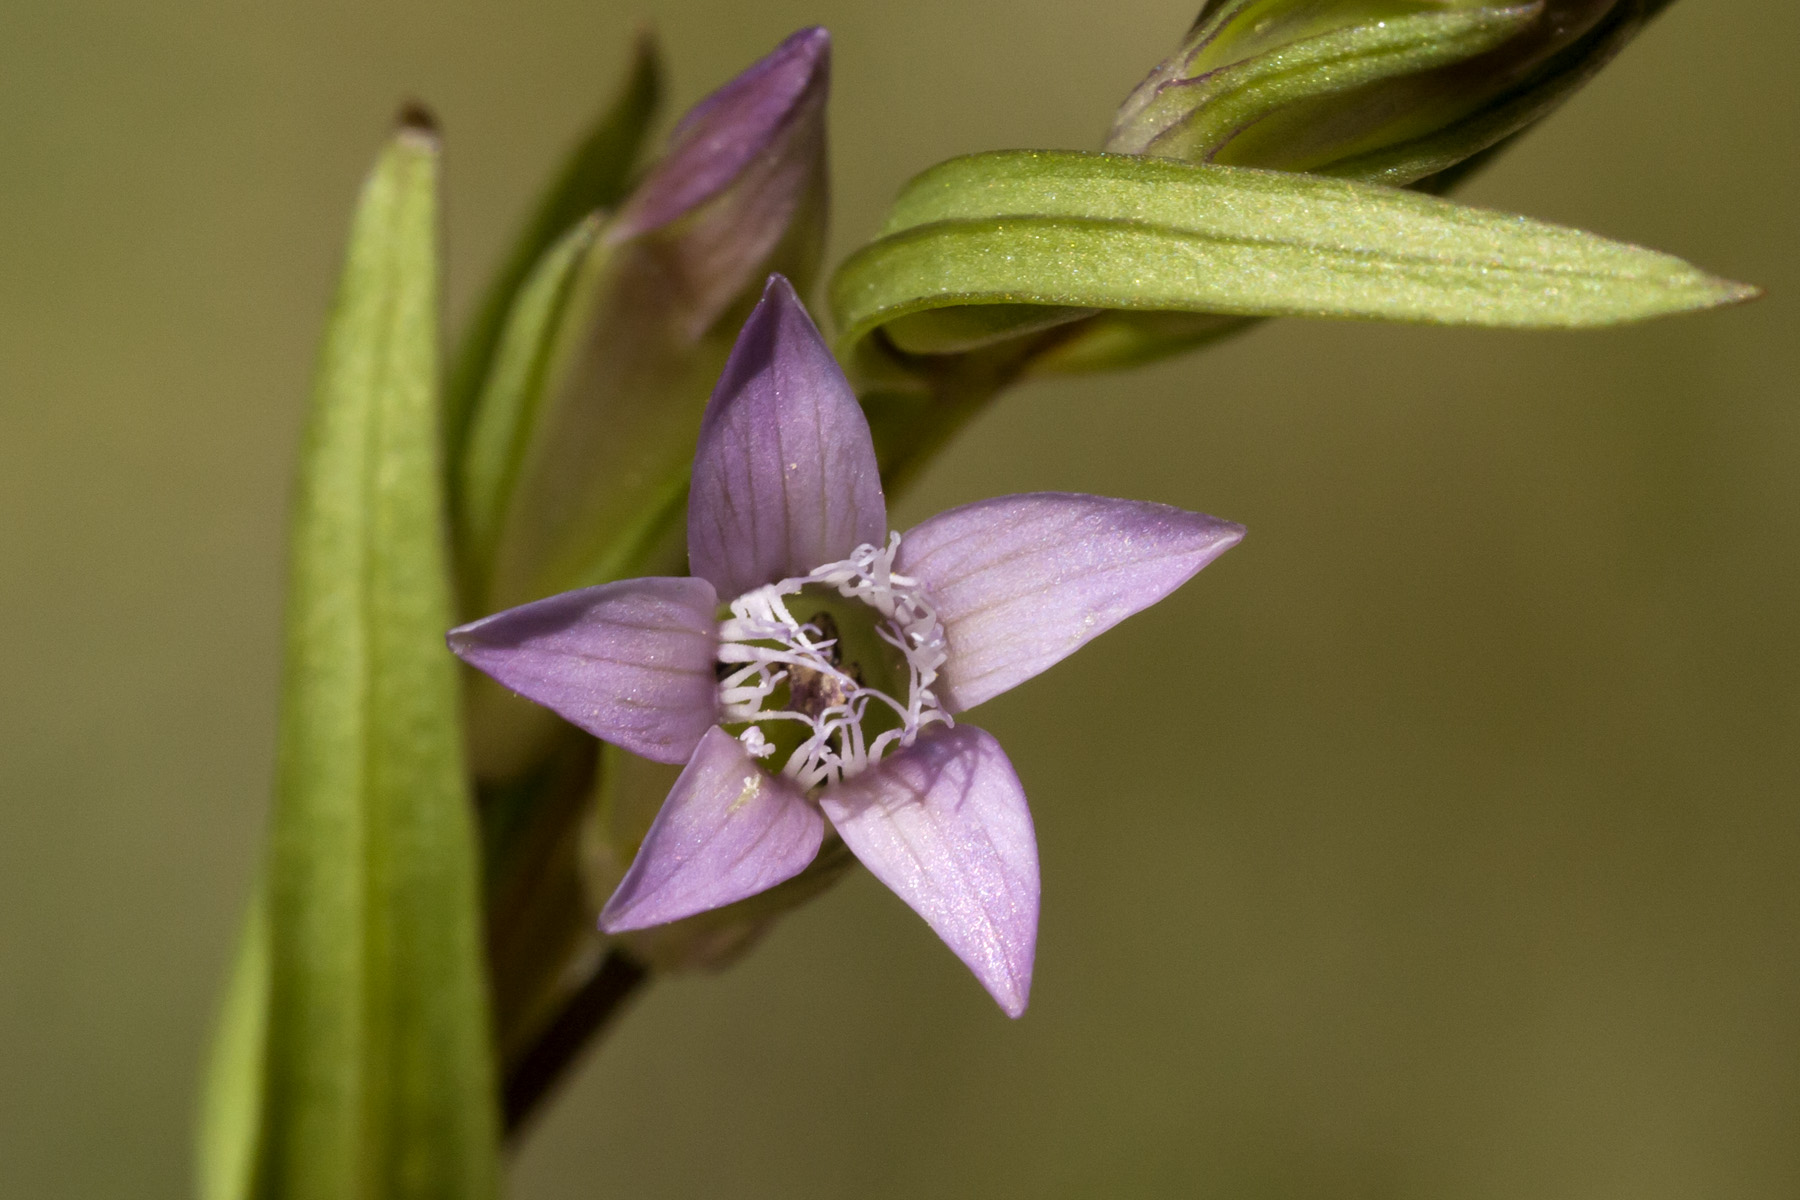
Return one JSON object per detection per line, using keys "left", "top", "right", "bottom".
{"left": 449, "top": 275, "right": 1244, "bottom": 1016}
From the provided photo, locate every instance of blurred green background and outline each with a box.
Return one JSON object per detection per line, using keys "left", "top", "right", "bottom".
{"left": 1, "top": 2, "right": 1793, "bottom": 1197}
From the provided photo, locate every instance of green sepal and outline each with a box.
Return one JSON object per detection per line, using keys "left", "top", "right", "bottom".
{"left": 832, "top": 150, "right": 1755, "bottom": 366}
{"left": 1108, "top": 3, "right": 1539, "bottom": 165}
{"left": 455, "top": 215, "right": 607, "bottom": 602}
{"left": 457, "top": 226, "right": 763, "bottom": 781}
{"left": 444, "top": 33, "right": 661, "bottom": 465}
{"left": 459, "top": 229, "right": 731, "bottom": 619}
{"left": 260, "top": 119, "right": 500, "bottom": 1200}
{"left": 1321, "top": 1, "right": 1655, "bottom": 188}
{"left": 1110, "top": 2, "right": 1679, "bottom": 188}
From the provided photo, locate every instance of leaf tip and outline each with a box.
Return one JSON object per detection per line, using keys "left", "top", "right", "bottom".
{"left": 1674, "top": 271, "right": 1764, "bottom": 319}
{"left": 395, "top": 100, "right": 441, "bottom": 144}
{"left": 629, "top": 19, "right": 661, "bottom": 67}
{"left": 1718, "top": 278, "right": 1765, "bottom": 308}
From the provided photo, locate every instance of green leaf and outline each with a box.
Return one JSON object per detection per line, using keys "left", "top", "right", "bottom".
{"left": 196, "top": 890, "right": 270, "bottom": 1200}
{"left": 261, "top": 118, "right": 499, "bottom": 1200}
{"left": 444, "top": 32, "right": 661, "bottom": 466}
{"left": 831, "top": 150, "right": 1755, "bottom": 361}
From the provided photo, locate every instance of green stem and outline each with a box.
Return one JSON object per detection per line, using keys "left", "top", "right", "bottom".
{"left": 863, "top": 328, "right": 1059, "bottom": 498}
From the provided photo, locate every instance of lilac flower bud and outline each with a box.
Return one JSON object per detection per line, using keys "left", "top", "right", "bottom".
{"left": 608, "top": 25, "right": 831, "bottom": 334}
{"left": 1107, "top": 0, "right": 1669, "bottom": 186}
{"left": 465, "top": 29, "right": 830, "bottom": 781}
{"left": 473, "top": 37, "right": 825, "bottom": 655}
{"left": 484, "top": 27, "right": 830, "bottom": 607}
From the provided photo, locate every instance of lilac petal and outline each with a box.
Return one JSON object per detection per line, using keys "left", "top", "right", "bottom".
{"left": 819, "top": 726, "right": 1038, "bottom": 1018}
{"left": 448, "top": 577, "right": 719, "bottom": 764}
{"left": 897, "top": 493, "right": 1245, "bottom": 712}
{"left": 600, "top": 726, "right": 825, "bottom": 932}
{"left": 687, "top": 275, "right": 887, "bottom": 596}
{"left": 611, "top": 27, "right": 829, "bottom": 241}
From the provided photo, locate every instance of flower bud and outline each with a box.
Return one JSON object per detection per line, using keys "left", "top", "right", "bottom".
{"left": 485, "top": 27, "right": 830, "bottom": 610}
{"left": 464, "top": 28, "right": 830, "bottom": 782}
{"left": 1106, "top": 0, "right": 1668, "bottom": 186}
{"left": 608, "top": 26, "right": 831, "bottom": 337}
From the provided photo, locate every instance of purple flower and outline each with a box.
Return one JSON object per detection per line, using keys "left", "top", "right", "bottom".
{"left": 449, "top": 276, "right": 1244, "bottom": 1016}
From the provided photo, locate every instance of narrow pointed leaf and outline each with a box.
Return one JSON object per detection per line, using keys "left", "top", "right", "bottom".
{"left": 832, "top": 150, "right": 1753, "bottom": 362}
{"left": 262, "top": 120, "right": 499, "bottom": 1200}
{"left": 446, "top": 32, "right": 661, "bottom": 462}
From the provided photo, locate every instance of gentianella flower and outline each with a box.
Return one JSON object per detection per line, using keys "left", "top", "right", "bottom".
{"left": 449, "top": 275, "right": 1244, "bottom": 1016}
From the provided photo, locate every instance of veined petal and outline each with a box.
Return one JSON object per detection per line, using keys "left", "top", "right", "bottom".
{"left": 688, "top": 275, "right": 887, "bottom": 595}
{"left": 898, "top": 493, "right": 1244, "bottom": 711}
{"left": 448, "top": 576, "right": 719, "bottom": 764}
{"left": 819, "top": 725, "right": 1038, "bottom": 1018}
{"left": 600, "top": 727, "right": 825, "bottom": 932}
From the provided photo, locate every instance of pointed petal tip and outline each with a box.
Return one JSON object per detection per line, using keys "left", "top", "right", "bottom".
{"left": 443, "top": 579, "right": 721, "bottom": 765}
{"left": 899, "top": 495, "right": 1244, "bottom": 711}
{"left": 670, "top": 26, "right": 830, "bottom": 140}
{"left": 596, "top": 896, "right": 656, "bottom": 935}
{"left": 777, "top": 24, "right": 831, "bottom": 59}
{"left": 734, "top": 273, "right": 806, "bottom": 341}
{"left": 688, "top": 270, "right": 887, "bottom": 594}
{"left": 821, "top": 726, "right": 1039, "bottom": 1022}
{"left": 443, "top": 616, "right": 495, "bottom": 659}
{"left": 760, "top": 271, "right": 800, "bottom": 305}
{"left": 995, "top": 986, "right": 1030, "bottom": 1019}
{"left": 753, "top": 26, "right": 830, "bottom": 84}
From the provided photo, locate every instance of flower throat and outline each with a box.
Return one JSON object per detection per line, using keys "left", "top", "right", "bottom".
{"left": 715, "top": 535, "right": 951, "bottom": 790}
